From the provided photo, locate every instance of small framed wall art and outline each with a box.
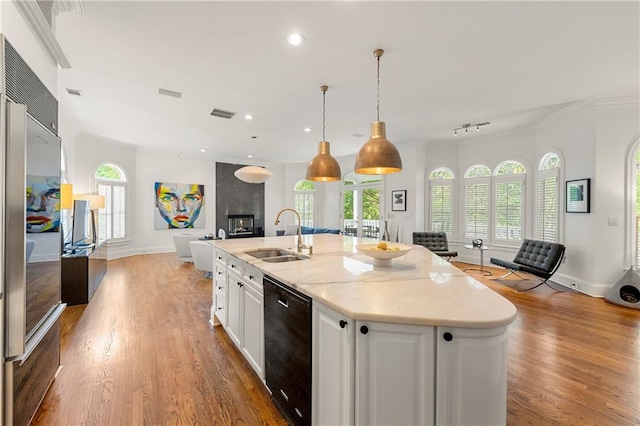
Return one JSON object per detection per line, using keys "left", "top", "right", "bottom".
{"left": 391, "top": 190, "right": 407, "bottom": 211}
{"left": 566, "top": 178, "right": 590, "bottom": 213}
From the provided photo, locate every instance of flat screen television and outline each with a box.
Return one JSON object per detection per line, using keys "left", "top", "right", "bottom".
{"left": 71, "top": 199, "right": 90, "bottom": 247}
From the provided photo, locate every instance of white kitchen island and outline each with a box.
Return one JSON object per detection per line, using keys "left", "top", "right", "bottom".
{"left": 212, "top": 234, "right": 517, "bottom": 426}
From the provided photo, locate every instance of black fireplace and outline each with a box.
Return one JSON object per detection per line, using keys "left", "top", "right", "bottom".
{"left": 228, "top": 214, "right": 255, "bottom": 238}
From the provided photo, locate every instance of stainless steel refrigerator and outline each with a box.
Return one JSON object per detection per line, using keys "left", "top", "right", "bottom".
{"left": 1, "top": 35, "right": 66, "bottom": 426}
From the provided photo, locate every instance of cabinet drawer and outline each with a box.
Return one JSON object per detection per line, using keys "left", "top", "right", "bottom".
{"left": 215, "top": 265, "right": 226, "bottom": 282}
{"left": 227, "top": 256, "right": 241, "bottom": 273}
{"left": 215, "top": 250, "right": 227, "bottom": 267}
{"left": 215, "top": 276, "right": 227, "bottom": 296}
{"left": 243, "top": 265, "right": 263, "bottom": 293}
{"left": 214, "top": 293, "right": 226, "bottom": 327}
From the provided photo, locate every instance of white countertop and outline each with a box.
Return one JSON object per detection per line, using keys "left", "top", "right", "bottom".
{"left": 214, "top": 234, "right": 517, "bottom": 329}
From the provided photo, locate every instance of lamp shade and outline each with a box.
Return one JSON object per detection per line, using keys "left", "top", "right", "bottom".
{"left": 354, "top": 121, "right": 402, "bottom": 174}
{"left": 306, "top": 141, "right": 341, "bottom": 182}
{"left": 234, "top": 165, "right": 273, "bottom": 184}
{"left": 60, "top": 183, "right": 74, "bottom": 209}
{"left": 74, "top": 194, "right": 105, "bottom": 210}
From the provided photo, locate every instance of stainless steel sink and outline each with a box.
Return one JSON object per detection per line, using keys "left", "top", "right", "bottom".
{"left": 245, "top": 248, "right": 308, "bottom": 263}
{"left": 245, "top": 248, "right": 292, "bottom": 259}
{"left": 261, "top": 255, "right": 306, "bottom": 263}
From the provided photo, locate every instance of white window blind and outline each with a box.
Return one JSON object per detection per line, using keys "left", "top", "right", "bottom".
{"left": 465, "top": 183, "right": 489, "bottom": 239}
{"left": 98, "top": 182, "right": 126, "bottom": 240}
{"left": 536, "top": 175, "right": 558, "bottom": 242}
{"left": 494, "top": 180, "right": 523, "bottom": 241}
{"left": 430, "top": 183, "right": 452, "bottom": 234}
{"left": 295, "top": 192, "right": 315, "bottom": 227}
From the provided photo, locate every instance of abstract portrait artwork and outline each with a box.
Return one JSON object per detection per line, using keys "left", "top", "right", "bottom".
{"left": 154, "top": 182, "right": 206, "bottom": 229}
{"left": 26, "top": 175, "right": 61, "bottom": 233}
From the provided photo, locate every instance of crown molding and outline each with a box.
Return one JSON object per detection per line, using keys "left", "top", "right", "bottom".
{"left": 593, "top": 92, "right": 640, "bottom": 107}
{"left": 14, "top": 0, "right": 71, "bottom": 69}
{"left": 532, "top": 100, "right": 592, "bottom": 130}
{"left": 53, "top": 0, "right": 86, "bottom": 16}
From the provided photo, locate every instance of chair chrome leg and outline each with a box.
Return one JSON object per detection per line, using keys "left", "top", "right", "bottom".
{"left": 493, "top": 269, "right": 526, "bottom": 280}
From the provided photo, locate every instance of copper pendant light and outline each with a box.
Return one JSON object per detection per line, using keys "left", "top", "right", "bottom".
{"left": 306, "top": 85, "right": 341, "bottom": 182}
{"left": 354, "top": 49, "right": 402, "bottom": 175}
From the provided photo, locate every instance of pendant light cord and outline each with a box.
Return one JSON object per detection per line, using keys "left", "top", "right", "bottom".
{"left": 376, "top": 54, "right": 381, "bottom": 122}
{"left": 322, "top": 89, "right": 326, "bottom": 141}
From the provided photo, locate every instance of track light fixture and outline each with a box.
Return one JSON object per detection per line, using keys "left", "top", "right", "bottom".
{"left": 453, "top": 122, "right": 490, "bottom": 136}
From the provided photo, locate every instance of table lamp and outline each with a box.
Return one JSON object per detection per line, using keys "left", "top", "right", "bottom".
{"left": 74, "top": 193, "right": 105, "bottom": 244}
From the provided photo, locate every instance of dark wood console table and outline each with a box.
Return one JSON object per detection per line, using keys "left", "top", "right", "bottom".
{"left": 61, "top": 241, "right": 107, "bottom": 305}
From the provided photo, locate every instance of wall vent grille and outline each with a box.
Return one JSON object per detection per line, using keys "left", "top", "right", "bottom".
{"left": 3, "top": 38, "right": 58, "bottom": 135}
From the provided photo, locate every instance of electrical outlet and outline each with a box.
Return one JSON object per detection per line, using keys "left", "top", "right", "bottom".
{"left": 570, "top": 282, "right": 578, "bottom": 289}
{"left": 608, "top": 217, "right": 619, "bottom": 226}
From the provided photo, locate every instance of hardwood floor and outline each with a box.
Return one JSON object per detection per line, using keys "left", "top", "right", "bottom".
{"left": 32, "top": 253, "right": 286, "bottom": 426}
{"left": 32, "top": 254, "right": 639, "bottom": 425}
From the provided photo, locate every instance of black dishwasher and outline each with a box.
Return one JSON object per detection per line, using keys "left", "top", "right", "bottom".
{"left": 264, "top": 275, "right": 312, "bottom": 426}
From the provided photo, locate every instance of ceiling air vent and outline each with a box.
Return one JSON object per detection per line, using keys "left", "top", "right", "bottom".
{"left": 158, "top": 88, "right": 182, "bottom": 99}
{"left": 66, "top": 88, "right": 83, "bottom": 97}
{"left": 210, "top": 108, "right": 236, "bottom": 119}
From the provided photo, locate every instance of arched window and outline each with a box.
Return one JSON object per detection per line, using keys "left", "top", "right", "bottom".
{"left": 494, "top": 160, "right": 526, "bottom": 243}
{"left": 464, "top": 165, "right": 491, "bottom": 240}
{"left": 294, "top": 180, "right": 315, "bottom": 227}
{"left": 95, "top": 163, "right": 127, "bottom": 241}
{"left": 428, "top": 167, "right": 454, "bottom": 235}
{"left": 536, "top": 152, "right": 561, "bottom": 242}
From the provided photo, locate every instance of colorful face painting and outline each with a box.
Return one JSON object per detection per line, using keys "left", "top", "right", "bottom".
{"left": 154, "top": 182, "right": 205, "bottom": 229}
{"left": 26, "top": 175, "right": 61, "bottom": 233}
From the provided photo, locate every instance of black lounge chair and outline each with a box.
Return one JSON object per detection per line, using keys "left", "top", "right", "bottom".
{"left": 412, "top": 232, "right": 458, "bottom": 261}
{"left": 490, "top": 239, "right": 565, "bottom": 291}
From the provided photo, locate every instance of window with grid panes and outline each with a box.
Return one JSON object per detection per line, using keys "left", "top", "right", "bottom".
{"left": 494, "top": 161, "right": 526, "bottom": 243}
{"left": 428, "top": 168, "right": 454, "bottom": 236}
{"left": 95, "top": 164, "right": 127, "bottom": 241}
{"left": 294, "top": 180, "right": 315, "bottom": 227}
{"left": 464, "top": 165, "right": 491, "bottom": 239}
{"left": 536, "top": 153, "right": 560, "bottom": 242}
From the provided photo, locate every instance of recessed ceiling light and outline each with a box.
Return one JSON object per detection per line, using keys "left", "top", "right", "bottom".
{"left": 248, "top": 154, "right": 253, "bottom": 158}
{"left": 287, "top": 33, "right": 305, "bottom": 46}
{"left": 245, "top": 114, "right": 253, "bottom": 120}
{"left": 200, "top": 148, "right": 207, "bottom": 153}
{"left": 304, "top": 128, "right": 312, "bottom": 133}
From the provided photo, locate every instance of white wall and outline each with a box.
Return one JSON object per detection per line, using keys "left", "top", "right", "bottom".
{"left": 535, "top": 104, "right": 598, "bottom": 292}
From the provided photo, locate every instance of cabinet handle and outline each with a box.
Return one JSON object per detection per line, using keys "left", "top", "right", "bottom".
{"left": 249, "top": 275, "right": 254, "bottom": 280}
{"left": 443, "top": 332, "right": 453, "bottom": 342}
{"left": 231, "top": 264, "right": 236, "bottom": 269}
{"left": 217, "top": 271, "right": 222, "bottom": 275}
{"left": 218, "top": 307, "right": 223, "bottom": 310}
{"left": 217, "top": 256, "right": 222, "bottom": 261}
{"left": 339, "top": 320, "right": 347, "bottom": 329}
{"left": 295, "top": 408, "right": 303, "bottom": 418}
{"left": 278, "top": 297, "right": 289, "bottom": 308}
{"left": 280, "top": 389, "right": 289, "bottom": 401}
{"left": 237, "top": 282, "right": 243, "bottom": 287}
{"left": 217, "top": 286, "right": 222, "bottom": 290}
{"left": 360, "top": 325, "right": 369, "bottom": 335}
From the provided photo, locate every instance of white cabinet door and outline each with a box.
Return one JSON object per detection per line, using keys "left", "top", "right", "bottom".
{"left": 355, "top": 321, "right": 436, "bottom": 426}
{"left": 242, "top": 282, "right": 264, "bottom": 379}
{"left": 226, "top": 270, "right": 243, "bottom": 348}
{"left": 435, "top": 326, "right": 508, "bottom": 426}
{"left": 312, "top": 302, "right": 354, "bottom": 426}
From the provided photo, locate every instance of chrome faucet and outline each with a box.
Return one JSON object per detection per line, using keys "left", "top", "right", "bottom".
{"left": 274, "top": 208, "right": 311, "bottom": 254}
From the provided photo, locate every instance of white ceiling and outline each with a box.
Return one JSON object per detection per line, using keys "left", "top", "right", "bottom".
{"left": 55, "top": 1, "right": 640, "bottom": 165}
